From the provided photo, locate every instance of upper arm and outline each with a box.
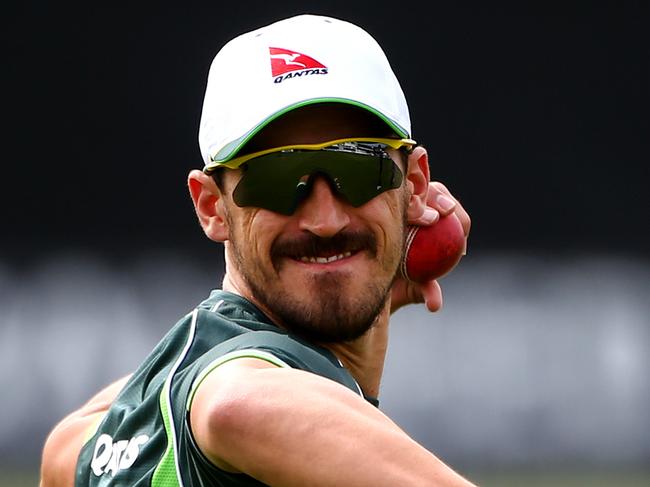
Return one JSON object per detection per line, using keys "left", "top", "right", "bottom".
{"left": 189, "top": 357, "right": 284, "bottom": 473}
{"left": 40, "top": 410, "right": 107, "bottom": 487}
{"left": 187, "top": 358, "right": 476, "bottom": 486}
{"left": 40, "top": 375, "right": 131, "bottom": 487}
{"left": 189, "top": 355, "right": 372, "bottom": 476}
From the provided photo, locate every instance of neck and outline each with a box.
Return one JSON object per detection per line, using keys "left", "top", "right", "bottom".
{"left": 319, "top": 302, "right": 391, "bottom": 399}
{"left": 222, "top": 268, "right": 391, "bottom": 399}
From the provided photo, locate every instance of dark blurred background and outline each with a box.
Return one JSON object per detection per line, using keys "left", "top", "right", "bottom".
{"left": 6, "top": 1, "right": 648, "bottom": 255}
{"left": 3, "top": 1, "right": 649, "bottom": 485}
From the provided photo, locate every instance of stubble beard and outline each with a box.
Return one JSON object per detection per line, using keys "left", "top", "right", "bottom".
{"left": 227, "top": 214, "right": 406, "bottom": 344}
{"left": 248, "top": 266, "right": 393, "bottom": 343}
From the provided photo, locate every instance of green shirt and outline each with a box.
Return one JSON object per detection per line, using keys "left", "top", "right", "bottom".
{"left": 76, "top": 290, "right": 374, "bottom": 486}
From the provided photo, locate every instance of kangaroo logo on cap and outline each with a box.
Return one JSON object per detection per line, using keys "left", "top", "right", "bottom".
{"left": 270, "top": 47, "right": 328, "bottom": 83}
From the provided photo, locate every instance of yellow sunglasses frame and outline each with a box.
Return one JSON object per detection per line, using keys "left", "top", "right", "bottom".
{"left": 204, "top": 137, "right": 417, "bottom": 173}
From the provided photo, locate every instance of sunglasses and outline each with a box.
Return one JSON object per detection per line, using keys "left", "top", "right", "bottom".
{"left": 206, "top": 138, "right": 416, "bottom": 215}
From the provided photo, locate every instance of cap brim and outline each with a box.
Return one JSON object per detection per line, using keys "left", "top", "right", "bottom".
{"left": 207, "top": 97, "right": 410, "bottom": 168}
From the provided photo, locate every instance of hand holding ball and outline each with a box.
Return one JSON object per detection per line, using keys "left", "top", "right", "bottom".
{"left": 401, "top": 214, "right": 466, "bottom": 283}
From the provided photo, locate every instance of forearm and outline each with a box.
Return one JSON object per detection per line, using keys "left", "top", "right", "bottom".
{"left": 191, "top": 362, "right": 475, "bottom": 487}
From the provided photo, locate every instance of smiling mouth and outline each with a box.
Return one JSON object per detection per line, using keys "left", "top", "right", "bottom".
{"left": 271, "top": 231, "right": 377, "bottom": 272}
{"left": 298, "top": 252, "right": 353, "bottom": 264}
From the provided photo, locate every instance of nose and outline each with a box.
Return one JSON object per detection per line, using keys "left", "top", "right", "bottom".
{"left": 295, "top": 176, "right": 351, "bottom": 237}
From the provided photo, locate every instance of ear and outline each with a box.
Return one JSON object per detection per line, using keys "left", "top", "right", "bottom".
{"left": 404, "top": 146, "right": 431, "bottom": 222}
{"left": 188, "top": 169, "right": 230, "bottom": 242}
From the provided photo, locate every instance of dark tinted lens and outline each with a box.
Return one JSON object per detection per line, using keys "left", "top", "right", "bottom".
{"left": 232, "top": 150, "right": 403, "bottom": 215}
{"left": 336, "top": 153, "right": 404, "bottom": 207}
{"left": 232, "top": 153, "right": 312, "bottom": 214}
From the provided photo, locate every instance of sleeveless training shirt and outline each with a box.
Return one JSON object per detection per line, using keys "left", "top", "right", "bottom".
{"left": 75, "top": 290, "right": 374, "bottom": 486}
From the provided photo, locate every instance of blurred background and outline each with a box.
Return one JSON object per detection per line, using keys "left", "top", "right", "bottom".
{"left": 4, "top": 1, "right": 649, "bottom": 485}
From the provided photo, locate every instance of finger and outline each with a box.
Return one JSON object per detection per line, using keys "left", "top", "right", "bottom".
{"left": 429, "top": 182, "right": 457, "bottom": 217}
{"left": 422, "top": 280, "right": 443, "bottom": 312}
{"left": 409, "top": 206, "right": 440, "bottom": 226}
{"left": 432, "top": 182, "right": 471, "bottom": 237}
{"left": 406, "top": 181, "right": 439, "bottom": 226}
{"left": 455, "top": 203, "right": 471, "bottom": 238}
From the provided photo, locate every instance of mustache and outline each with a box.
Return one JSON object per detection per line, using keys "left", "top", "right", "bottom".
{"left": 271, "top": 230, "right": 378, "bottom": 263}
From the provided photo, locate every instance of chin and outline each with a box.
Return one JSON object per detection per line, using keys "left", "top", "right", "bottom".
{"left": 277, "top": 272, "right": 388, "bottom": 343}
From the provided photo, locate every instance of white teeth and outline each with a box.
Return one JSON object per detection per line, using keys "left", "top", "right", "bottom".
{"left": 299, "top": 252, "right": 352, "bottom": 264}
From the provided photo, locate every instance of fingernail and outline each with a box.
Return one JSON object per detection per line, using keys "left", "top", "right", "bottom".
{"left": 422, "top": 208, "right": 440, "bottom": 225}
{"left": 436, "top": 194, "right": 456, "bottom": 213}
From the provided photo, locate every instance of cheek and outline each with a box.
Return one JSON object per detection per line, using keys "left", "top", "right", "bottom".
{"left": 227, "top": 206, "right": 257, "bottom": 248}
{"left": 367, "top": 189, "right": 408, "bottom": 226}
{"left": 231, "top": 207, "right": 288, "bottom": 257}
{"left": 362, "top": 190, "right": 408, "bottom": 249}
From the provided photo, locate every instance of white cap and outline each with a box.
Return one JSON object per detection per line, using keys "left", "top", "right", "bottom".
{"left": 199, "top": 14, "right": 412, "bottom": 170}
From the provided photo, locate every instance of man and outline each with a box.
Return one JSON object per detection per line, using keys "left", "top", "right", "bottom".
{"left": 41, "top": 14, "right": 475, "bottom": 486}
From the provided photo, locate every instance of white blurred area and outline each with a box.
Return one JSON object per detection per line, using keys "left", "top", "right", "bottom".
{"left": 1, "top": 250, "right": 648, "bottom": 469}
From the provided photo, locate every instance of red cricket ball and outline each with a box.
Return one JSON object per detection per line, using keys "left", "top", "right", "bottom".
{"left": 401, "top": 214, "right": 466, "bottom": 282}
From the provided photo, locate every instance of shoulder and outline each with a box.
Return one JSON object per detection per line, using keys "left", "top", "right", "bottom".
{"left": 191, "top": 328, "right": 362, "bottom": 397}
{"left": 187, "top": 292, "right": 361, "bottom": 394}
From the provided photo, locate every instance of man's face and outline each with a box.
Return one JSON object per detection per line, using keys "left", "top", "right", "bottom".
{"left": 221, "top": 105, "right": 409, "bottom": 343}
